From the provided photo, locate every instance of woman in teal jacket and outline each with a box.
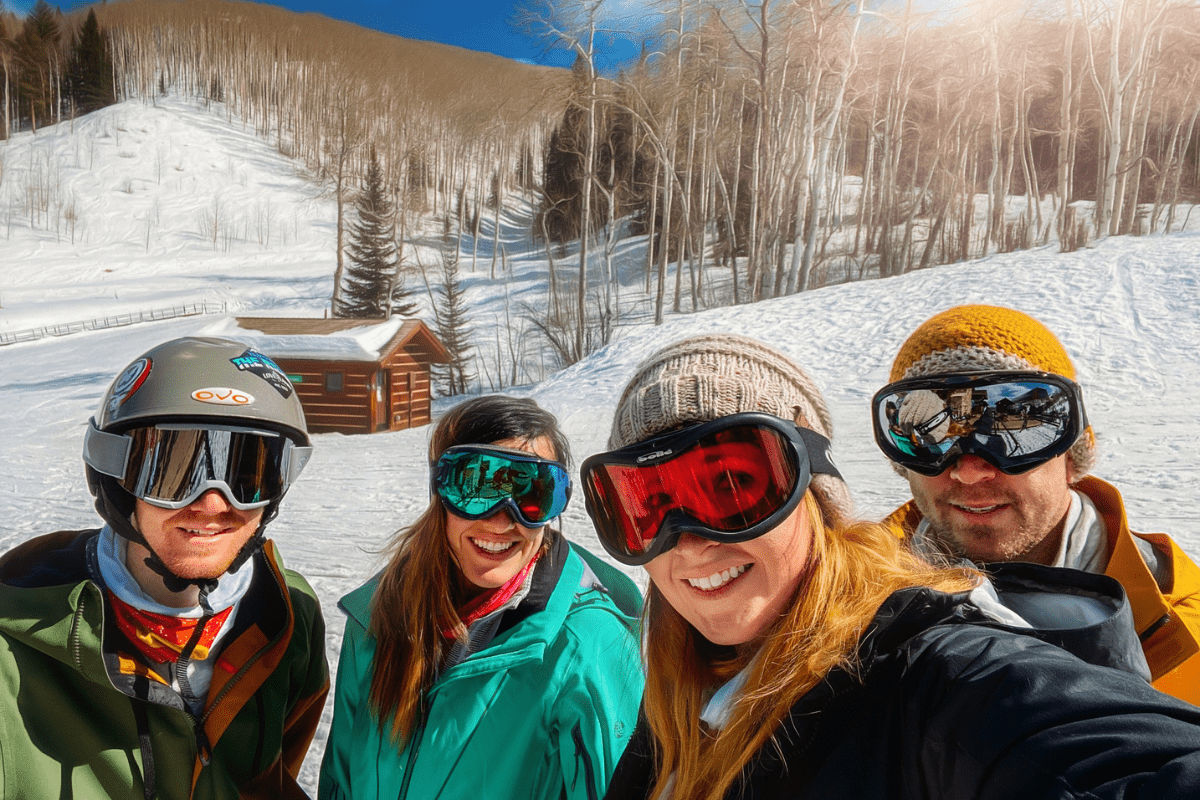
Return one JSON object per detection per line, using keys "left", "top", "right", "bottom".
{"left": 319, "top": 396, "right": 643, "bottom": 800}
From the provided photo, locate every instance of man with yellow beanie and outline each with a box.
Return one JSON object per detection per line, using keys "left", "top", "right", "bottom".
{"left": 872, "top": 304, "right": 1200, "bottom": 703}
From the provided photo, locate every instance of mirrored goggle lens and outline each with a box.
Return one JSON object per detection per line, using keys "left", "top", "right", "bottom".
{"left": 583, "top": 425, "right": 801, "bottom": 563}
{"left": 873, "top": 376, "right": 1080, "bottom": 474}
{"left": 435, "top": 449, "right": 571, "bottom": 526}
{"left": 120, "top": 426, "right": 289, "bottom": 509}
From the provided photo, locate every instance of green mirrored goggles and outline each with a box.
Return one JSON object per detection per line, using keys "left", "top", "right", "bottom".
{"left": 432, "top": 445, "right": 571, "bottom": 528}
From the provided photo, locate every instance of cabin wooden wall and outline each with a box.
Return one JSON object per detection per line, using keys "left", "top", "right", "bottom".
{"left": 381, "top": 346, "right": 434, "bottom": 431}
{"left": 274, "top": 350, "right": 434, "bottom": 434}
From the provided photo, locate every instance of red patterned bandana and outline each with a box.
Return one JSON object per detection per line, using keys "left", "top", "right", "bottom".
{"left": 109, "top": 593, "right": 233, "bottom": 664}
{"left": 440, "top": 552, "right": 542, "bottom": 639}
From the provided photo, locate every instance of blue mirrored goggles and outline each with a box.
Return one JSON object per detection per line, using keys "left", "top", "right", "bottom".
{"left": 872, "top": 371, "right": 1087, "bottom": 476}
{"left": 84, "top": 421, "right": 312, "bottom": 510}
{"left": 432, "top": 445, "right": 572, "bottom": 529}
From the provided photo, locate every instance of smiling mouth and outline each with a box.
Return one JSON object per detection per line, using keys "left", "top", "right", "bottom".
{"left": 471, "top": 538, "right": 517, "bottom": 555}
{"left": 184, "top": 527, "right": 223, "bottom": 537}
{"left": 687, "top": 564, "right": 749, "bottom": 592}
{"left": 951, "top": 503, "right": 1005, "bottom": 514}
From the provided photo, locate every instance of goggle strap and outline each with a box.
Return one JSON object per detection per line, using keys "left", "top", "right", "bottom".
{"left": 795, "top": 426, "right": 842, "bottom": 481}
{"left": 287, "top": 445, "right": 313, "bottom": 485}
{"left": 83, "top": 422, "right": 133, "bottom": 479}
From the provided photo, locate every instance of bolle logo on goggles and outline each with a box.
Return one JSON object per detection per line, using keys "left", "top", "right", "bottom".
{"left": 637, "top": 449, "right": 674, "bottom": 463}
{"left": 192, "top": 387, "right": 255, "bottom": 406}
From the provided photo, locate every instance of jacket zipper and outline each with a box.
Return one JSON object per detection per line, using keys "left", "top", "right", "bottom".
{"left": 397, "top": 703, "right": 428, "bottom": 800}
{"left": 570, "top": 722, "right": 599, "bottom": 800}
{"left": 199, "top": 560, "right": 289, "bottom": 726}
{"left": 193, "top": 557, "right": 290, "bottom": 776}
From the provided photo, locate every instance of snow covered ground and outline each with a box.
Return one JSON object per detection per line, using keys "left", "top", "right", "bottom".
{"left": 2, "top": 97, "right": 1198, "bottom": 792}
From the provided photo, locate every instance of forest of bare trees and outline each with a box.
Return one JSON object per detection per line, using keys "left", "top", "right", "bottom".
{"left": 3, "top": 0, "right": 1198, "bottom": 380}
{"left": 85, "top": 0, "right": 571, "bottom": 323}
{"left": 534, "top": 0, "right": 1200, "bottom": 331}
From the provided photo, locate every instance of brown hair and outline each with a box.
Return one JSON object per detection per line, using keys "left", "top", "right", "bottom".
{"left": 368, "top": 395, "right": 571, "bottom": 744}
{"left": 640, "top": 492, "right": 978, "bottom": 800}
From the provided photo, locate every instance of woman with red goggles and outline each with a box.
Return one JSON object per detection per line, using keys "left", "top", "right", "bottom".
{"left": 320, "top": 395, "right": 643, "bottom": 800}
{"left": 586, "top": 334, "right": 1200, "bottom": 800}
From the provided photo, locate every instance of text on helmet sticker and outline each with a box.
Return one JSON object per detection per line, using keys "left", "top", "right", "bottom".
{"left": 107, "top": 357, "right": 152, "bottom": 417}
{"left": 192, "top": 387, "right": 255, "bottom": 406}
{"left": 230, "top": 349, "right": 293, "bottom": 398}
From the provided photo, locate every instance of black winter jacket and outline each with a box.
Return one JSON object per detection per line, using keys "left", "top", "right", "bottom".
{"left": 606, "top": 570, "right": 1200, "bottom": 800}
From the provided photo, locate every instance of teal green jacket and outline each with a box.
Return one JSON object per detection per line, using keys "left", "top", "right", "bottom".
{"left": 319, "top": 540, "right": 644, "bottom": 800}
{"left": 0, "top": 529, "right": 329, "bottom": 799}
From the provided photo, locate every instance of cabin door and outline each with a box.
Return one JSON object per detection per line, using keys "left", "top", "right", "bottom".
{"left": 370, "top": 370, "right": 391, "bottom": 431}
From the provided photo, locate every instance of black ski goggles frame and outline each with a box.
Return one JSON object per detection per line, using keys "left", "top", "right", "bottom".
{"left": 871, "top": 370, "right": 1088, "bottom": 476}
{"left": 580, "top": 412, "right": 842, "bottom": 566}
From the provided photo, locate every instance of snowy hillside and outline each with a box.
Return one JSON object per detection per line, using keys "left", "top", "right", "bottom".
{"left": 2, "top": 98, "right": 1198, "bottom": 792}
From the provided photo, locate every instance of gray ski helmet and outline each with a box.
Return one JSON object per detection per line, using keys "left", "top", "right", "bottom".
{"left": 92, "top": 336, "right": 310, "bottom": 443}
{"left": 83, "top": 337, "right": 312, "bottom": 574}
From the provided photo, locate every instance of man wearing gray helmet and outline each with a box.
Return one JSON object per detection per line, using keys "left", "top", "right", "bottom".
{"left": 0, "top": 337, "right": 328, "bottom": 799}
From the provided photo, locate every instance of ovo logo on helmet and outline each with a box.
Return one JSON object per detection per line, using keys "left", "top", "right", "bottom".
{"left": 192, "top": 387, "right": 255, "bottom": 406}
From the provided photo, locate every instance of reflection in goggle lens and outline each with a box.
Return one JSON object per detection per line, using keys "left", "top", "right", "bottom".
{"left": 583, "top": 421, "right": 804, "bottom": 564}
{"left": 872, "top": 372, "right": 1085, "bottom": 476}
{"left": 434, "top": 447, "right": 571, "bottom": 527}
{"left": 121, "top": 427, "right": 288, "bottom": 508}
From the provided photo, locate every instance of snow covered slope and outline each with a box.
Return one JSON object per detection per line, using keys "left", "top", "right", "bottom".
{"left": 2, "top": 98, "right": 1198, "bottom": 792}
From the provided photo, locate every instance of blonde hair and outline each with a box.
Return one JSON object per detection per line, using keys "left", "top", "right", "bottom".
{"left": 640, "top": 492, "right": 978, "bottom": 800}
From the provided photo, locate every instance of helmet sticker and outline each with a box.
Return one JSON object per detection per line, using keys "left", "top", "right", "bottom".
{"left": 192, "top": 387, "right": 255, "bottom": 406}
{"left": 107, "top": 357, "right": 152, "bottom": 417}
{"left": 230, "top": 349, "right": 293, "bottom": 398}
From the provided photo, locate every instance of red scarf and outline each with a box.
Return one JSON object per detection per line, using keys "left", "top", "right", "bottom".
{"left": 109, "top": 593, "right": 233, "bottom": 665}
{"left": 440, "top": 552, "right": 542, "bottom": 639}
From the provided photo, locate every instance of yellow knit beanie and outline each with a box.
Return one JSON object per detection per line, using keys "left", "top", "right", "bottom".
{"left": 889, "top": 305, "right": 1094, "bottom": 476}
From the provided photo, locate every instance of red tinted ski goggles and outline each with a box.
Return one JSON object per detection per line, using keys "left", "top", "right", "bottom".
{"left": 84, "top": 421, "right": 312, "bottom": 510}
{"left": 581, "top": 413, "right": 842, "bottom": 565}
{"left": 433, "top": 445, "right": 572, "bottom": 529}
{"left": 871, "top": 371, "right": 1087, "bottom": 476}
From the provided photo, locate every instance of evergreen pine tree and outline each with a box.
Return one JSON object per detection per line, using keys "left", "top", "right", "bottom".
{"left": 535, "top": 54, "right": 609, "bottom": 245}
{"left": 14, "top": 0, "right": 61, "bottom": 131}
{"left": 336, "top": 146, "right": 416, "bottom": 318}
{"left": 430, "top": 248, "right": 475, "bottom": 396}
{"left": 67, "top": 10, "right": 115, "bottom": 115}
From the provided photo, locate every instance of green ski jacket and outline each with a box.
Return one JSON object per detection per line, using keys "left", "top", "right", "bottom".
{"left": 0, "top": 529, "right": 329, "bottom": 799}
{"left": 318, "top": 539, "right": 643, "bottom": 800}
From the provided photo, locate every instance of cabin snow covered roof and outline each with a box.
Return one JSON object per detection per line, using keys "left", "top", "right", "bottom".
{"left": 203, "top": 316, "right": 450, "bottom": 363}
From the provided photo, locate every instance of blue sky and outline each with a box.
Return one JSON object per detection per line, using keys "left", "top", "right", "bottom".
{"left": 7, "top": 0, "right": 647, "bottom": 71}
{"left": 263, "top": 0, "right": 585, "bottom": 67}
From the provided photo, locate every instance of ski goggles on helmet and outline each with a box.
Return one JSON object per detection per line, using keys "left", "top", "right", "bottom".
{"left": 871, "top": 370, "right": 1087, "bottom": 476}
{"left": 432, "top": 445, "right": 572, "bottom": 529}
{"left": 84, "top": 421, "right": 312, "bottom": 510}
{"left": 580, "top": 412, "right": 842, "bottom": 566}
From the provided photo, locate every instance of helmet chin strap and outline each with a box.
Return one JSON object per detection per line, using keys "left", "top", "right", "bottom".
{"left": 135, "top": 514, "right": 273, "bottom": 611}
{"left": 94, "top": 475, "right": 277, "bottom": 611}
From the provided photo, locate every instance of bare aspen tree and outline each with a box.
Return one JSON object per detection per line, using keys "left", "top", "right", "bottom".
{"left": 327, "top": 83, "right": 365, "bottom": 313}
{"left": 1078, "top": 0, "right": 1171, "bottom": 237}
{"left": 517, "top": 0, "right": 616, "bottom": 361}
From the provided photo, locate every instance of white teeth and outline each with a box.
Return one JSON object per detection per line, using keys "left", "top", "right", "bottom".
{"left": 186, "top": 529, "right": 217, "bottom": 536}
{"left": 688, "top": 564, "right": 748, "bottom": 591}
{"left": 958, "top": 505, "right": 1000, "bottom": 514}
{"left": 473, "top": 538, "right": 517, "bottom": 554}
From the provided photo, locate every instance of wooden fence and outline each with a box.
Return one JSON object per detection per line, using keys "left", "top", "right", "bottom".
{"left": 0, "top": 301, "right": 228, "bottom": 346}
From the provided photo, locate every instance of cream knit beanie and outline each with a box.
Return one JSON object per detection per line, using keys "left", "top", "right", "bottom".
{"left": 608, "top": 334, "right": 854, "bottom": 525}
